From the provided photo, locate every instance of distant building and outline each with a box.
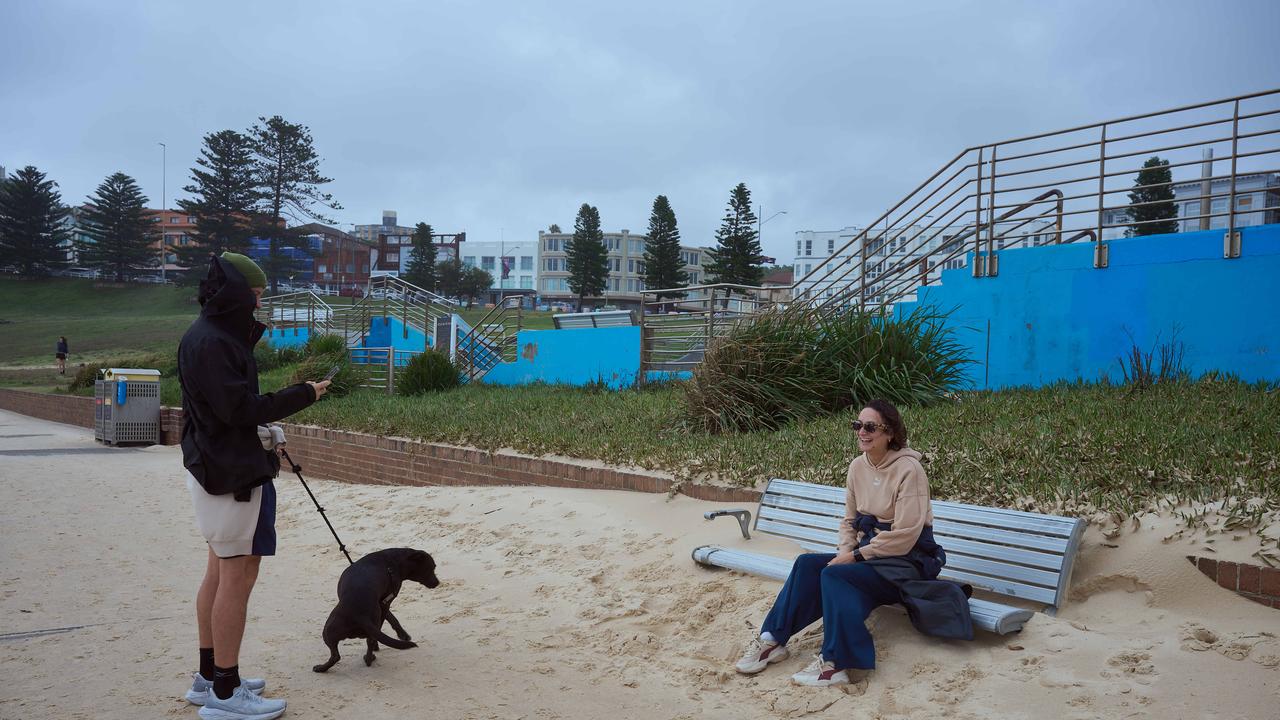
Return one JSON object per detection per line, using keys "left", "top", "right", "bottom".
{"left": 536, "top": 229, "right": 712, "bottom": 309}
{"left": 457, "top": 238, "right": 537, "bottom": 302}
{"left": 294, "top": 223, "right": 374, "bottom": 295}
{"left": 760, "top": 268, "right": 794, "bottom": 304}
{"left": 146, "top": 209, "right": 197, "bottom": 275}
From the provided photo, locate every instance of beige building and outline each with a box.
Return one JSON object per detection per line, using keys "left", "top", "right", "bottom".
{"left": 537, "top": 229, "right": 712, "bottom": 309}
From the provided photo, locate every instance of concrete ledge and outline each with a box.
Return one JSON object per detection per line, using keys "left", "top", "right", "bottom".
{"left": 0, "top": 388, "right": 761, "bottom": 504}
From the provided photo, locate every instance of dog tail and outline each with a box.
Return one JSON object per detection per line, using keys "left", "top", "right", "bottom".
{"left": 370, "top": 627, "right": 416, "bottom": 650}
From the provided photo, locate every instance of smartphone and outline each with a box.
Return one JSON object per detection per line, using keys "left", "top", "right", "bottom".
{"left": 321, "top": 365, "right": 341, "bottom": 382}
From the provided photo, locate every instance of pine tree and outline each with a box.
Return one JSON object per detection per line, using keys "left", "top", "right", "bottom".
{"left": 548, "top": 223, "right": 562, "bottom": 233}
{"left": 641, "top": 194, "right": 688, "bottom": 307}
{"left": 403, "top": 222, "right": 438, "bottom": 291}
{"left": 565, "top": 203, "right": 608, "bottom": 310}
{"left": 704, "top": 183, "right": 764, "bottom": 287}
{"left": 248, "top": 116, "right": 342, "bottom": 293}
{"left": 174, "top": 130, "right": 259, "bottom": 279}
{"left": 77, "top": 172, "right": 156, "bottom": 282}
{"left": 1126, "top": 156, "right": 1179, "bottom": 237}
{"left": 0, "top": 166, "right": 70, "bottom": 276}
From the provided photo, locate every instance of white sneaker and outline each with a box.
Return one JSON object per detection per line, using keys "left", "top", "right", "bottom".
{"left": 790, "top": 654, "right": 849, "bottom": 687}
{"left": 185, "top": 673, "right": 266, "bottom": 705}
{"left": 734, "top": 636, "right": 790, "bottom": 674}
{"left": 197, "top": 685, "right": 286, "bottom": 720}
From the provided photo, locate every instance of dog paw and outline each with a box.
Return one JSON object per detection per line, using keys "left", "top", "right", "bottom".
{"left": 312, "top": 664, "right": 330, "bottom": 673}
{"left": 397, "top": 632, "right": 413, "bottom": 642}
{"left": 364, "top": 654, "right": 376, "bottom": 666}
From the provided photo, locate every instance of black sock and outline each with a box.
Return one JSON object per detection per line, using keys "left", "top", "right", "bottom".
{"left": 199, "top": 647, "right": 215, "bottom": 681}
{"left": 212, "top": 664, "right": 240, "bottom": 700}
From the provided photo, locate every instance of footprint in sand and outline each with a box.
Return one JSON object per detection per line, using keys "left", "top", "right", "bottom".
{"left": 928, "top": 663, "right": 985, "bottom": 704}
{"left": 1105, "top": 649, "right": 1157, "bottom": 677}
{"left": 1180, "top": 623, "right": 1276, "bottom": 663}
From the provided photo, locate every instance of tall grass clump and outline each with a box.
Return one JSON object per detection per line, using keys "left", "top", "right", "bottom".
{"left": 397, "top": 350, "right": 459, "bottom": 396}
{"left": 685, "top": 304, "right": 970, "bottom": 433}
{"left": 304, "top": 333, "right": 347, "bottom": 358}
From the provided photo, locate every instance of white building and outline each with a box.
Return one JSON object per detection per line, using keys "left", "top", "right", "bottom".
{"left": 458, "top": 239, "right": 538, "bottom": 300}
{"left": 536, "top": 229, "right": 712, "bottom": 309}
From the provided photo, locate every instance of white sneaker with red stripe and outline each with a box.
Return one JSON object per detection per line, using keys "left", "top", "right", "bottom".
{"left": 734, "top": 636, "right": 790, "bottom": 674}
{"left": 790, "top": 654, "right": 850, "bottom": 686}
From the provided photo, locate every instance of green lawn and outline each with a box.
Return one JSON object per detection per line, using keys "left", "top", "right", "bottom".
{"left": 0, "top": 276, "right": 199, "bottom": 366}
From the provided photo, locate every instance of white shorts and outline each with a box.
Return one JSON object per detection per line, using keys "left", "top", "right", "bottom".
{"left": 187, "top": 476, "right": 277, "bottom": 558}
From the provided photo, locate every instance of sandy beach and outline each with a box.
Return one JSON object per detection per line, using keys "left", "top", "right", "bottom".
{"left": 1, "top": 407, "right": 1276, "bottom": 719}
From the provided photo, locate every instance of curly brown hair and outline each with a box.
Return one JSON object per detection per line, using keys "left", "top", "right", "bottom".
{"left": 863, "top": 398, "right": 908, "bottom": 451}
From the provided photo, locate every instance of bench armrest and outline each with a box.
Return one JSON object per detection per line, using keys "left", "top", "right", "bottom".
{"left": 704, "top": 509, "right": 752, "bottom": 539}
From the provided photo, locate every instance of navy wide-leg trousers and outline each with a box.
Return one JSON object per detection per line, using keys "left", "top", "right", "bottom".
{"left": 760, "top": 552, "right": 900, "bottom": 670}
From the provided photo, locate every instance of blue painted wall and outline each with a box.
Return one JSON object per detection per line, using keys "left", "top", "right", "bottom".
{"left": 483, "top": 326, "right": 641, "bottom": 389}
{"left": 366, "top": 316, "right": 429, "bottom": 352}
{"left": 264, "top": 327, "right": 310, "bottom": 348}
{"left": 895, "top": 223, "right": 1280, "bottom": 389}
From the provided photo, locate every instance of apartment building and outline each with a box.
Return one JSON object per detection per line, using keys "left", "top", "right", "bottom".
{"left": 536, "top": 229, "right": 712, "bottom": 309}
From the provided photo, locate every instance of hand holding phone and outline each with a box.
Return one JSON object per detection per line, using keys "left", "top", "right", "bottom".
{"left": 322, "top": 365, "right": 341, "bottom": 382}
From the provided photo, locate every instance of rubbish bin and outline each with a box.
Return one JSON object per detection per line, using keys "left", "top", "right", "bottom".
{"left": 94, "top": 368, "right": 161, "bottom": 445}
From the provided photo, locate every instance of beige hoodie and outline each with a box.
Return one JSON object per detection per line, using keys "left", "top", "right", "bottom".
{"left": 836, "top": 447, "right": 933, "bottom": 559}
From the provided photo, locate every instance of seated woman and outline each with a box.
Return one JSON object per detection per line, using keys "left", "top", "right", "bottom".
{"left": 734, "top": 398, "right": 967, "bottom": 687}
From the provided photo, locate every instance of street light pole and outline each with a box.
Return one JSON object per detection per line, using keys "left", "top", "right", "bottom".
{"left": 158, "top": 142, "right": 166, "bottom": 282}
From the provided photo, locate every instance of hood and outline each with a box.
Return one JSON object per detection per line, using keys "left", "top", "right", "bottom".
{"left": 867, "top": 446, "right": 922, "bottom": 471}
{"left": 198, "top": 254, "right": 264, "bottom": 345}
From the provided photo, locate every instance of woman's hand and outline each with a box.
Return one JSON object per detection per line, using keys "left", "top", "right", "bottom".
{"left": 827, "top": 551, "right": 859, "bottom": 565}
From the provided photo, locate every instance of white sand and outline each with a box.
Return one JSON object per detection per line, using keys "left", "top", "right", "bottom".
{"left": 1, "top": 408, "right": 1277, "bottom": 719}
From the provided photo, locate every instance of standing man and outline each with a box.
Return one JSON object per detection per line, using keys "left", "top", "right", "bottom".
{"left": 178, "top": 253, "right": 330, "bottom": 719}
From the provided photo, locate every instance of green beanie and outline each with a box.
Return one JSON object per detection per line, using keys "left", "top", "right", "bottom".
{"left": 220, "top": 252, "right": 267, "bottom": 289}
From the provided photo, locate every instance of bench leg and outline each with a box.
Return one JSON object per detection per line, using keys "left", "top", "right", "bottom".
{"left": 704, "top": 509, "right": 751, "bottom": 539}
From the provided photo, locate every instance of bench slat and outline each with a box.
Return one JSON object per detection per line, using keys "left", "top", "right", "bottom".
{"left": 932, "top": 519, "right": 1071, "bottom": 554}
{"left": 931, "top": 536, "right": 1066, "bottom": 571}
{"left": 933, "top": 501, "right": 1079, "bottom": 537}
{"left": 765, "top": 479, "right": 845, "bottom": 503}
{"left": 944, "top": 554, "right": 1060, "bottom": 588}
{"left": 758, "top": 506, "right": 842, "bottom": 532}
{"left": 756, "top": 518, "right": 841, "bottom": 547}
{"left": 937, "top": 567, "right": 1058, "bottom": 605}
{"left": 761, "top": 493, "right": 844, "bottom": 516}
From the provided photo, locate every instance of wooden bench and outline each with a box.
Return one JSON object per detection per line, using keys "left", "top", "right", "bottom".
{"left": 692, "top": 478, "right": 1086, "bottom": 634}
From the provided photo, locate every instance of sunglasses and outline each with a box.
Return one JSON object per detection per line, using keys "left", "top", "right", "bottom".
{"left": 852, "top": 420, "right": 888, "bottom": 434}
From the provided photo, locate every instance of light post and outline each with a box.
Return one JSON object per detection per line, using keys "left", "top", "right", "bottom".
{"left": 757, "top": 206, "right": 787, "bottom": 243}
{"left": 158, "top": 142, "right": 167, "bottom": 282}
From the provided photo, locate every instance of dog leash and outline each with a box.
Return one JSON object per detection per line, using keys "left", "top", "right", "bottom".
{"left": 280, "top": 449, "right": 354, "bottom": 565}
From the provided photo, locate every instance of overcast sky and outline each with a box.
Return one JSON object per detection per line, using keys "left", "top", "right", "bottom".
{"left": 2, "top": 0, "right": 1277, "bottom": 262}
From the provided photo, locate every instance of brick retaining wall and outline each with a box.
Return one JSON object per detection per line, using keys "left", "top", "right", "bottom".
{"left": 1189, "top": 556, "right": 1280, "bottom": 609}
{"left": 0, "top": 388, "right": 760, "bottom": 503}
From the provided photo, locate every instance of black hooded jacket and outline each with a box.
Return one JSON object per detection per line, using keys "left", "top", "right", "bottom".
{"left": 178, "top": 255, "right": 316, "bottom": 498}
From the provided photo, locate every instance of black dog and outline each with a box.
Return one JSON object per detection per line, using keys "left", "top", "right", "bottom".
{"left": 313, "top": 548, "right": 440, "bottom": 673}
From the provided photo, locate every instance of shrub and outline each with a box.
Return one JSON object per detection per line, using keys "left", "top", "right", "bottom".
{"left": 290, "top": 353, "right": 364, "bottom": 398}
{"left": 684, "top": 304, "right": 970, "bottom": 433}
{"left": 254, "top": 342, "right": 282, "bottom": 371}
{"left": 396, "top": 350, "right": 459, "bottom": 396}
{"left": 68, "top": 362, "right": 108, "bottom": 391}
{"left": 305, "top": 333, "right": 347, "bottom": 358}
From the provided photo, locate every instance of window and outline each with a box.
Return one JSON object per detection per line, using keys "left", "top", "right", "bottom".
{"left": 828, "top": 238, "right": 835, "bottom": 253}
{"left": 346, "top": 264, "right": 355, "bottom": 274}
{"left": 170, "top": 217, "right": 180, "bottom": 224}
{"left": 520, "top": 255, "right": 533, "bottom": 271}
{"left": 606, "top": 237, "right": 621, "bottom": 251}
{"left": 481, "top": 256, "right": 495, "bottom": 271}
{"left": 1184, "top": 201, "right": 1201, "bottom": 217}
{"left": 629, "top": 239, "right": 644, "bottom": 254}
{"left": 609, "top": 258, "right": 621, "bottom": 272}
{"left": 520, "top": 275, "right": 533, "bottom": 289}
{"left": 317, "top": 264, "right": 327, "bottom": 273}
{"left": 545, "top": 237, "right": 561, "bottom": 251}
{"left": 637, "top": 261, "right": 646, "bottom": 274}
{"left": 385, "top": 254, "right": 399, "bottom": 263}
{"left": 805, "top": 263, "right": 812, "bottom": 274}
{"left": 361, "top": 264, "right": 369, "bottom": 273}
{"left": 463, "top": 256, "right": 476, "bottom": 267}
{"left": 627, "top": 259, "right": 634, "bottom": 273}
{"left": 1236, "top": 195, "right": 1253, "bottom": 209}
{"left": 796, "top": 240, "right": 802, "bottom": 255}
{"left": 187, "top": 216, "right": 196, "bottom": 224}
{"left": 1210, "top": 198, "right": 1227, "bottom": 214}
{"left": 544, "top": 258, "right": 562, "bottom": 272}
{"left": 805, "top": 239, "right": 812, "bottom": 255}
